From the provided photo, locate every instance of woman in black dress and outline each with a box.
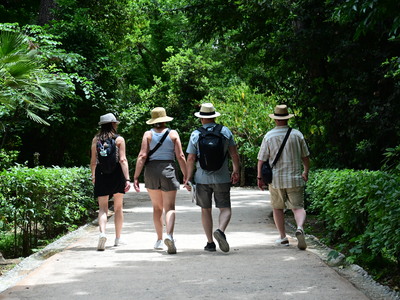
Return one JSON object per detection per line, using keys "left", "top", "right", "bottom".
{"left": 90, "top": 113, "right": 130, "bottom": 251}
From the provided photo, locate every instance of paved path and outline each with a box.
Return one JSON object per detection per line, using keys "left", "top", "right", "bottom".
{"left": 0, "top": 186, "right": 370, "bottom": 300}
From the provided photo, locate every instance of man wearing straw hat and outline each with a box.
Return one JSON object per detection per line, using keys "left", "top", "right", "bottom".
{"left": 185, "top": 103, "right": 240, "bottom": 253}
{"left": 257, "top": 104, "right": 310, "bottom": 250}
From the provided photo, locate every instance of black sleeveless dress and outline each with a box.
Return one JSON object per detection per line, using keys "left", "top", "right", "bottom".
{"left": 94, "top": 137, "right": 126, "bottom": 198}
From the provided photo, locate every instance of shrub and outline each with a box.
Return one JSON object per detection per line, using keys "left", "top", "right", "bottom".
{"left": 0, "top": 166, "right": 96, "bottom": 257}
{"left": 306, "top": 169, "right": 400, "bottom": 271}
{"left": 0, "top": 150, "right": 19, "bottom": 170}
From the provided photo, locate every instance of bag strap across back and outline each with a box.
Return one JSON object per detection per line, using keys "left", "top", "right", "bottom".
{"left": 147, "top": 128, "right": 171, "bottom": 159}
{"left": 271, "top": 128, "right": 292, "bottom": 167}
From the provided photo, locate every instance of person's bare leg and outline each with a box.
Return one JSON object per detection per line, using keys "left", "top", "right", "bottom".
{"left": 292, "top": 208, "right": 306, "bottom": 229}
{"left": 147, "top": 189, "right": 164, "bottom": 241}
{"left": 113, "top": 193, "right": 124, "bottom": 239}
{"left": 293, "top": 207, "right": 307, "bottom": 250}
{"left": 201, "top": 208, "right": 213, "bottom": 243}
{"left": 273, "top": 208, "right": 286, "bottom": 238}
{"left": 97, "top": 196, "right": 109, "bottom": 250}
{"left": 218, "top": 207, "right": 231, "bottom": 232}
{"left": 161, "top": 190, "right": 177, "bottom": 236}
{"left": 98, "top": 196, "right": 109, "bottom": 234}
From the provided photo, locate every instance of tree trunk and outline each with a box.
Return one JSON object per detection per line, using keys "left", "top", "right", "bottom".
{"left": 38, "top": 0, "right": 57, "bottom": 25}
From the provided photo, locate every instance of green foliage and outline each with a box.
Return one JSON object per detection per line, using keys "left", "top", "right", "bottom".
{"left": 0, "top": 28, "right": 71, "bottom": 126}
{"left": 0, "top": 232, "right": 19, "bottom": 258}
{"left": 330, "top": 0, "right": 400, "bottom": 40}
{"left": 382, "top": 145, "right": 400, "bottom": 174}
{"left": 0, "top": 166, "right": 96, "bottom": 257}
{"left": 1, "top": 0, "right": 400, "bottom": 175}
{"left": 0, "top": 149, "right": 19, "bottom": 170}
{"left": 306, "top": 169, "right": 400, "bottom": 271}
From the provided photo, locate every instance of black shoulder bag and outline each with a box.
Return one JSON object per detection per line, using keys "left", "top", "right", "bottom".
{"left": 145, "top": 129, "right": 171, "bottom": 164}
{"left": 261, "top": 128, "right": 292, "bottom": 184}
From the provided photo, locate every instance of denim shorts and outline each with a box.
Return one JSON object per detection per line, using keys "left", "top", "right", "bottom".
{"left": 196, "top": 183, "right": 231, "bottom": 209}
{"left": 144, "top": 160, "right": 180, "bottom": 191}
{"left": 269, "top": 186, "right": 305, "bottom": 209}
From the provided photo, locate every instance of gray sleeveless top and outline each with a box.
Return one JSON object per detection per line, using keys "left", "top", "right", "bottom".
{"left": 148, "top": 129, "right": 175, "bottom": 161}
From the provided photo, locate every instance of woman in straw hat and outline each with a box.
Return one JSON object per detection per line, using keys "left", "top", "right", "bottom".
{"left": 90, "top": 113, "right": 131, "bottom": 251}
{"left": 133, "top": 107, "right": 187, "bottom": 254}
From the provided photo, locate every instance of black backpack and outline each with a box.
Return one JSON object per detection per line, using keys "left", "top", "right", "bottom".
{"left": 96, "top": 135, "right": 119, "bottom": 174}
{"left": 197, "top": 124, "right": 227, "bottom": 171}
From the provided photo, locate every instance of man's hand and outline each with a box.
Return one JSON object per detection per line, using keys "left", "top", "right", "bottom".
{"left": 231, "top": 172, "right": 239, "bottom": 185}
{"left": 302, "top": 171, "right": 309, "bottom": 182}
{"left": 257, "top": 178, "right": 265, "bottom": 191}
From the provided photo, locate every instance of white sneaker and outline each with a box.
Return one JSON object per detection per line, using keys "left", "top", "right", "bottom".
{"left": 97, "top": 233, "right": 107, "bottom": 251}
{"left": 114, "top": 238, "right": 121, "bottom": 246}
{"left": 275, "top": 236, "right": 289, "bottom": 246}
{"left": 154, "top": 240, "right": 164, "bottom": 250}
{"left": 296, "top": 229, "right": 307, "bottom": 250}
{"left": 164, "top": 235, "right": 177, "bottom": 254}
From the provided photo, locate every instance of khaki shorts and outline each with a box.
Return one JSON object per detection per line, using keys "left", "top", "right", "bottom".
{"left": 144, "top": 160, "right": 180, "bottom": 191}
{"left": 269, "top": 186, "right": 305, "bottom": 209}
{"left": 196, "top": 183, "right": 231, "bottom": 209}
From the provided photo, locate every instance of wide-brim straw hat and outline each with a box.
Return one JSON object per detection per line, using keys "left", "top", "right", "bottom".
{"left": 194, "top": 103, "right": 221, "bottom": 118}
{"left": 269, "top": 105, "right": 295, "bottom": 120}
{"left": 146, "top": 107, "right": 173, "bottom": 125}
{"left": 98, "top": 113, "right": 120, "bottom": 125}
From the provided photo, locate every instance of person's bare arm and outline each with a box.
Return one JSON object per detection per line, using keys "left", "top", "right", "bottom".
{"left": 90, "top": 137, "right": 97, "bottom": 184}
{"left": 301, "top": 156, "right": 310, "bottom": 182}
{"left": 171, "top": 130, "right": 187, "bottom": 183}
{"left": 229, "top": 145, "right": 240, "bottom": 184}
{"left": 257, "top": 159, "right": 265, "bottom": 191}
{"left": 184, "top": 153, "right": 197, "bottom": 190}
{"left": 133, "top": 131, "right": 151, "bottom": 192}
{"left": 116, "top": 136, "right": 131, "bottom": 192}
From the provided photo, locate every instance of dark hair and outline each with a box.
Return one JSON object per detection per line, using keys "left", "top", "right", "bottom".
{"left": 96, "top": 123, "right": 117, "bottom": 141}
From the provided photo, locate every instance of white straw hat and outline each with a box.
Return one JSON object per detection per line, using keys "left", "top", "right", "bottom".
{"left": 194, "top": 103, "right": 221, "bottom": 118}
{"left": 269, "top": 105, "right": 294, "bottom": 120}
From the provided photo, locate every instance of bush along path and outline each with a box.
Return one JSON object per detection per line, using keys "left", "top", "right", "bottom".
{"left": 305, "top": 169, "right": 400, "bottom": 293}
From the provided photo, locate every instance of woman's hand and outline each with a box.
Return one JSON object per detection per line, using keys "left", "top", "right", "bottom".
{"left": 124, "top": 181, "right": 131, "bottom": 192}
{"left": 133, "top": 178, "right": 140, "bottom": 192}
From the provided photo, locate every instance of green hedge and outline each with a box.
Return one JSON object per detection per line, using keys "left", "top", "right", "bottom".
{"left": 306, "top": 169, "right": 400, "bottom": 269}
{"left": 0, "top": 166, "right": 96, "bottom": 257}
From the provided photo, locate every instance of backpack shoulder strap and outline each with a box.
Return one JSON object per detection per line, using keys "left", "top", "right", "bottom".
{"left": 197, "top": 124, "right": 223, "bottom": 134}
{"left": 214, "top": 124, "right": 223, "bottom": 134}
{"left": 197, "top": 126, "right": 207, "bottom": 135}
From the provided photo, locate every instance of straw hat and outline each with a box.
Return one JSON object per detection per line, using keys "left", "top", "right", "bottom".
{"left": 269, "top": 105, "right": 294, "bottom": 120}
{"left": 146, "top": 107, "right": 173, "bottom": 125}
{"left": 194, "top": 103, "right": 221, "bottom": 118}
{"left": 98, "top": 113, "right": 120, "bottom": 125}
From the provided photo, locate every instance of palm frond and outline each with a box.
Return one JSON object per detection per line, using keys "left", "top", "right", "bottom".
{"left": 26, "top": 109, "right": 50, "bottom": 126}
